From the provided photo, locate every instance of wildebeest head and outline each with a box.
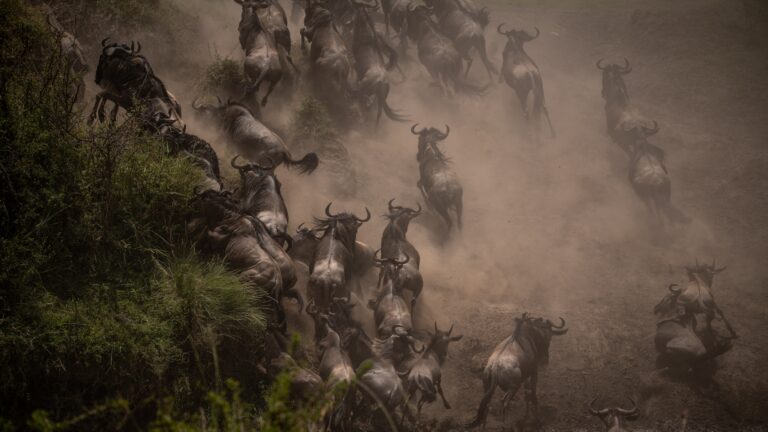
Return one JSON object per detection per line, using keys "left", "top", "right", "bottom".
{"left": 412, "top": 123, "right": 450, "bottom": 157}
{"left": 425, "top": 322, "right": 463, "bottom": 362}
{"left": 623, "top": 120, "right": 659, "bottom": 157}
{"left": 231, "top": 154, "right": 280, "bottom": 194}
{"left": 497, "top": 24, "right": 539, "bottom": 49}
{"left": 374, "top": 250, "right": 410, "bottom": 290}
{"left": 190, "top": 188, "right": 239, "bottom": 227}
{"left": 589, "top": 397, "right": 638, "bottom": 431}
{"left": 378, "top": 325, "right": 424, "bottom": 359}
{"left": 95, "top": 38, "right": 147, "bottom": 87}
{"left": 514, "top": 313, "right": 568, "bottom": 365}
{"left": 596, "top": 58, "right": 631, "bottom": 100}
{"left": 386, "top": 198, "right": 422, "bottom": 231}
{"left": 313, "top": 202, "right": 371, "bottom": 248}
{"left": 685, "top": 258, "right": 726, "bottom": 288}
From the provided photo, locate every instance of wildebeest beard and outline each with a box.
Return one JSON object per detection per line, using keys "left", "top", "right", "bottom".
{"left": 513, "top": 318, "right": 554, "bottom": 365}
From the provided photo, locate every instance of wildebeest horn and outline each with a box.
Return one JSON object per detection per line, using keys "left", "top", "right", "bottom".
{"left": 231, "top": 154, "right": 248, "bottom": 170}
{"left": 668, "top": 283, "right": 681, "bottom": 294}
{"left": 388, "top": 198, "right": 397, "bottom": 212}
{"left": 552, "top": 317, "right": 566, "bottom": 328}
{"left": 441, "top": 124, "right": 450, "bottom": 138}
{"left": 297, "top": 222, "right": 306, "bottom": 232}
{"left": 102, "top": 37, "right": 110, "bottom": 47}
{"left": 135, "top": 41, "right": 142, "bottom": 54}
{"left": 395, "top": 253, "right": 410, "bottom": 266}
{"left": 411, "top": 123, "right": 424, "bottom": 135}
{"left": 528, "top": 27, "right": 540, "bottom": 39}
{"left": 589, "top": 398, "right": 610, "bottom": 416}
{"left": 497, "top": 23, "right": 510, "bottom": 35}
{"left": 325, "top": 202, "right": 336, "bottom": 218}
{"left": 551, "top": 317, "right": 568, "bottom": 335}
{"left": 616, "top": 397, "right": 638, "bottom": 416}
{"left": 192, "top": 97, "right": 205, "bottom": 110}
{"left": 620, "top": 57, "right": 632, "bottom": 74}
{"left": 306, "top": 300, "right": 318, "bottom": 315}
{"left": 356, "top": 207, "right": 371, "bottom": 222}
{"left": 447, "top": 322, "right": 454, "bottom": 336}
{"left": 596, "top": 58, "right": 606, "bottom": 70}
{"left": 644, "top": 120, "right": 659, "bottom": 135}
{"left": 413, "top": 202, "right": 422, "bottom": 213}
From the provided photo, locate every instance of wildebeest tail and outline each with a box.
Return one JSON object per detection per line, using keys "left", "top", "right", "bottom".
{"left": 284, "top": 152, "right": 319, "bottom": 174}
{"left": 379, "top": 82, "right": 408, "bottom": 122}
{"left": 414, "top": 374, "right": 436, "bottom": 400}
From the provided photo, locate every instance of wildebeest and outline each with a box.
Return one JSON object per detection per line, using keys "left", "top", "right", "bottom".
{"left": 301, "top": 0, "right": 356, "bottom": 97}
{"left": 655, "top": 260, "right": 737, "bottom": 340}
{"left": 380, "top": 0, "right": 413, "bottom": 50}
{"left": 260, "top": 330, "right": 324, "bottom": 408}
{"left": 467, "top": 313, "right": 567, "bottom": 429}
{"left": 236, "top": 0, "right": 298, "bottom": 106}
{"left": 404, "top": 4, "right": 485, "bottom": 97}
{"left": 401, "top": 322, "right": 462, "bottom": 422}
{"left": 46, "top": 12, "right": 88, "bottom": 104}
{"left": 625, "top": 122, "right": 690, "bottom": 226}
{"left": 413, "top": 124, "right": 463, "bottom": 230}
{"left": 230, "top": 155, "right": 291, "bottom": 242}
{"left": 588, "top": 397, "right": 638, "bottom": 432}
{"left": 497, "top": 24, "right": 555, "bottom": 139}
{"left": 368, "top": 254, "right": 414, "bottom": 338}
{"left": 192, "top": 99, "right": 319, "bottom": 173}
{"left": 597, "top": 58, "right": 644, "bottom": 155}
{"left": 351, "top": 5, "right": 408, "bottom": 125}
{"left": 311, "top": 314, "right": 357, "bottom": 430}
{"left": 90, "top": 39, "right": 182, "bottom": 127}
{"left": 147, "top": 111, "right": 222, "bottom": 189}
{"left": 380, "top": 199, "right": 423, "bottom": 309}
{"left": 424, "top": 0, "right": 495, "bottom": 82}
{"left": 308, "top": 203, "right": 371, "bottom": 312}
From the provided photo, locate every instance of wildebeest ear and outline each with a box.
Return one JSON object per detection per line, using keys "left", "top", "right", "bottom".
{"left": 449, "top": 335, "right": 463, "bottom": 342}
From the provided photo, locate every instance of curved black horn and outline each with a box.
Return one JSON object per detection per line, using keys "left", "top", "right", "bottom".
{"left": 191, "top": 97, "right": 205, "bottom": 110}
{"left": 645, "top": 120, "right": 659, "bottom": 135}
{"left": 447, "top": 322, "right": 454, "bottom": 336}
{"left": 529, "top": 27, "right": 540, "bottom": 39}
{"left": 395, "top": 253, "right": 410, "bottom": 266}
{"left": 668, "top": 283, "right": 681, "bottom": 293}
{"left": 552, "top": 317, "right": 566, "bottom": 329}
{"left": 551, "top": 317, "right": 568, "bottom": 335}
{"left": 411, "top": 123, "right": 424, "bottom": 135}
{"left": 297, "top": 222, "right": 306, "bottom": 232}
{"left": 497, "top": 23, "right": 510, "bottom": 35}
{"left": 621, "top": 57, "right": 632, "bottom": 74}
{"left": 589, "top": 398, "right": 610, "bottom": 416}
{"left": 231, "top": 154, "right": 248, "bottom": 170}
{"left": 616, "top": 397, "right": 638, "bottom": 416}
{"left": 441, "top": 124, "right": 450, "bottom": 138}
{"left": 356, "top": 207, "right": 371, "bottom": 222}
{"left": 325, "top": 202, "right": 335, "bottom": 218}
{"left": 135, "top": 41, "right": 142, "bottom": 54}
{"left": 101, "top": 37, "right": 110, "bottom": 48}
{"left": 596, "top": 58, "right": 606, "bottom": 70}
{"left": 388, "top": 198, "right": 397, "bottom": 213}
{"left": 413, "top": 202, "right": 422, "bottom": 213}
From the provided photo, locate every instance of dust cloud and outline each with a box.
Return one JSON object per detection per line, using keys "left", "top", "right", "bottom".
{"left": 78, "top": 0, "right": 768, "bottom": 428}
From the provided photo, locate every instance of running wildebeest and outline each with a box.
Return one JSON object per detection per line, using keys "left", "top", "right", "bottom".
{"left": 307, "top": 203, "right": 371, "bottom": 312}
{"left": 230, "top": 155, "right": 291, "bottom": 242}
{"left": 412, "top": 124, "right": 463, "bottom": 230}
{"left": 655, "top": 260, "right": 737, "bottom": 339}
{"left": 311, "top": 313, "right": 357, "bottom": 431}
{"left": 146, "top": 111, "right": 222, "bottom": 190}
{"left": 424, "top": 0, "right": 495, "bottom": 82}
{"left": 400, "top": 322, "right": 462, "bottom": 423}
{"left": 90, "top": 39, "right": 182, "bottom": 127}
{"left": 467, "top": 313, "right": 568, "bottom": 430}
{"left": 625, "top": 121, "right": 690, "bottom": 226}
{"left": 380, "top": 0, "right": 413, "bottom": 50}
{"left": 301, "top": 0, "right": 356, "bottom": 98}
{"left": 380, "top": 199, "right": 423, "bottom": 310}
{"left": 497, "top": 24, "right": 555, "bottom": 139}
{"left": 192, "top": 98, "right": 318, "bottom": 173}
{"left": 368, "top": 254, "right": 414, "bottom": 338}
{"left": 597, "top": 58, "right": 646, "bottom": 155}
{"left": 588, "top": 397, "right": 638, "bottom": 432}
{"left": 351, "top": 4, "right": 408, "bottom": 125}
{"left": 404, "top": 4, "right": 485, "bottom": 97}
{"left": 236, "top": 0, "right": 298, "bottom": 106}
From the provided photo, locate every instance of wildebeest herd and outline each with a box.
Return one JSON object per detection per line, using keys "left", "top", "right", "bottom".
{"left": 49, "top": 0, "right": 742, "bottom": 429}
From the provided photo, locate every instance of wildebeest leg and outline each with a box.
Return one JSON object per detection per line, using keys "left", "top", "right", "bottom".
{"left": 416, "top": 396, "right": 426, "bottom": 424}
{"left": 501, "top": 386, "right": 520, "bottom": 428}
{"left": 523, "top": 371, "right": 540, "bottom": 422}
{"left": 437, "top": 376, "right": 451, "bottom": 409}
{"left": 109, "top": 102, "right": 119, "bottom": 123}
{"left": 88, "top": 93, "right": 104, "bottom": 125}
{"left": 516, "top": 88, "right": 530, "bottom": 122}
{"left": 416, "top": 180, "right": 431, "bottom": 208}
{"left": 477, "top": 37, "right": 497, "bottom": 83}
{"left": 261, "top": 78, "right": 280, "bottom": 106}
{"left": 455, "top": 190, "right": 464, "bottom": 230}
{"left": 466, "top": 374, "right": 496, "bottom": 430}
{"left": 436, "top": 204, "right": 453, "bottom": 231}
{"left": 464, "top": 55, "right": 474, "bottom": 78}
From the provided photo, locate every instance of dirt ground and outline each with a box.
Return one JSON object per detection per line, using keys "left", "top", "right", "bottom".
{"left": 81, "top": 0, "right": 768, "bottom": 429}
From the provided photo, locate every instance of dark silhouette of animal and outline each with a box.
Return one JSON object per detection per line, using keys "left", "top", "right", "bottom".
{"left": 380, "top": 199, "right": 423, "bottom": 310}
{"left": 307, "top": 203, "right": 371, "bottom": 311}
{"left": 90, "top": 39, "right": 182, "bottom": 127}
{"left": 351, "top": 5, "right": 408, "bottom": 125}
{"left": 412, "top": 124, "right": 463, "bottom": 230}
{"left": 597, "top": 58, "right": 646, "bottom": 155}
{"left": 368, "top": 254, "right": 414, "bottom": 338}
{"left": 467, "top": 313, "right": 567, "bottom": 430}
{"left": 404, "top": 4, "right": 485, "bottom": 97}
{"left": 231, "top": 155, "right": 291, "bottom": 242}
{"left": 498, "top": 24, "right": 555, "bottom": 139}
{"left": 400, "top": 322, "right": 462, "bottom": 422}
{"left": 625, "top": 121, "right": 690, "bottom": 226}
{"left": 588, "top": 397, "right": 638, "bottom": 432}
{"left": 192, "top": 99, "right": 318, "bottom": 173}
{"left": 425, "top": 0, "right": 495, "bottom": 82}
{"left": 301, "top": 1, "right": 356, "bottom": 98}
